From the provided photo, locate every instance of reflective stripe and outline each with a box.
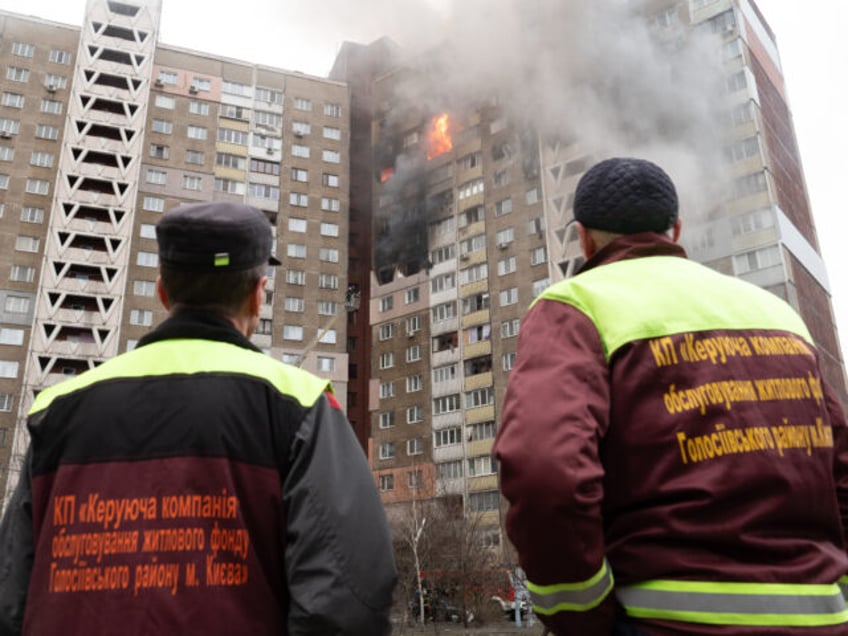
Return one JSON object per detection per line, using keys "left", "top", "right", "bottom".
{"left": 527, "top": 559, "right": 613, "bottom": 615}
{"left": 617, "top": 580, "right": 848, "bottom": 627}
{"left": 839, "top": 576, "right": 848, "bottom": 599}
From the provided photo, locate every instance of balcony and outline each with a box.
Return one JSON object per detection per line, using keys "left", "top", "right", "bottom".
{"left": 463, "top": 340, "right": 491, "bottom": 359}
{"left": 461, "top": 309, "right": 490, "bottom": 330}
{"left": 432, "top": 346, "right": 460, "bottom": 367}
{"left": 466, "top": 404, "right": 495, "bottom": 425}
{"left": 464, "top": 372, "right": 493, "bottom": 392}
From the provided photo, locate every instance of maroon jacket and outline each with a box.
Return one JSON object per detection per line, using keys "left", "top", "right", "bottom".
{"left": 495, "top": 234, "right": 848, "bottom": 635}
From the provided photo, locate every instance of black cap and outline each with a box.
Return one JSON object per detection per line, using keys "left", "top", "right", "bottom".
{"left": 156, "top": 201, "right": 281, "bottom": 272}
{"left": 574, "top": 157, "right": 679, "bottom": 234}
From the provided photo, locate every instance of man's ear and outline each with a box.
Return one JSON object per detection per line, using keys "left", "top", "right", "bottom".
{"left": 670, "top": 218, "right": 682, "bottom": 243}
{"left": 576, "top": 222, "right": 598, "bottom": 260}
{"left": 156, "top": 276, "right": 170, "bottom": 311}
{"left": 249, "top": 276, "right": 268, "bottom": 318}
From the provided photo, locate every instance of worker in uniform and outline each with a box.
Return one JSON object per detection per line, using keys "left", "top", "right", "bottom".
{"left": 494, "top": 157, "right": 848, "bottom": 635}
{"left": 0, "top": 201, "right": 397, "bottom": 635}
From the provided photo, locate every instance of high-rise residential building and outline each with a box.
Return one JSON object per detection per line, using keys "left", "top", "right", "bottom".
{"left": 360, "top": 0, "right": 847, "bottom": 560}
{"left": 0, "top": 1, "right": 352, "bottom": 501}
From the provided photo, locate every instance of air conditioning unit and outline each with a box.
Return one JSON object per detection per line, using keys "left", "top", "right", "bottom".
{"left": 189, "top": 85, "right": 198, "bottom": 94}
{"left": 266, "top": 146, "right": 274, "bottom": 155}
{"left": 497, "top": 242, "right": 508, "bottom": 250}
{"left": 0, "top": 131, "right": 11, "bottom": 139}
{"left": 46, "top": 83, "right": 57, "bottom": 93}
{"left": 154, "top": 78, "right": 164, "bottom": 87}
{"left": 293, "top": 131, "right": 304, "bottom": 138}
{"left": 460, "top": 253, "right": 470, "bottom": 261}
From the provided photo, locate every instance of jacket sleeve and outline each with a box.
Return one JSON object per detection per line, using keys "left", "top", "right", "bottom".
{"left": 494, "top": 299, "right": 616, "bottom": 635}
{"left": 826, "top": 379, "right": 848, "bottom": 548}
{"left": 0, "top": 447, "right": 34, "bottom": 636}
{"left": 284, "top": 392, "right": 397, "bottom": 635}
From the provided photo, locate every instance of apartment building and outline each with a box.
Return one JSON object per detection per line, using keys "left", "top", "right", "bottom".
{"left": 362, "top": 0, "right": 847, "bottom": 560}
{"left": 0, "top": 1, "right": 352, "bottom": 500}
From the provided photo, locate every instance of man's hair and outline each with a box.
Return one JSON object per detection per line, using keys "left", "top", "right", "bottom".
{"left": 160, "top": 264, "right": 266, "bottom": 316}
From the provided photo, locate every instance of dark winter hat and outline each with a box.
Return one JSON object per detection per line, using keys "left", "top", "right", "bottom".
{"left": 574, "top": 157, "right": 679, "bottom": 234}
{"left": 156, "top": 201, "right": 281, "bottom": 272}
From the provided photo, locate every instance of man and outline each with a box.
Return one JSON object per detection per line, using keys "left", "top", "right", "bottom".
{"left": 0, "top": 201, "right": 397, "bottom": 634}
{"left": 494, "top": 157, "right": 848, "bottom": 635}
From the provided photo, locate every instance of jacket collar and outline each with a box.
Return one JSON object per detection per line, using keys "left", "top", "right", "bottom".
{"left": 136, "top": 309, "right": 262, "bottom": 353}
{"left": 578, "top": 232, "right": 688, "bottom": 274}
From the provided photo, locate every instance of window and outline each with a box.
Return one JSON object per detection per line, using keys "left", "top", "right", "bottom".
{"left": 406, "top": 375, "right": 422, "bottom": 393}
{"left": 459, "top": 263, "right": 488, "bottom": 285}
{"left": 321, "top": 197, "right": 340, "bottom": 212}
{"left": 26, "top": 179, "right": 50, "bottom": 194}
{"left": 466, "top": 387, "right": 494, "bottom": 409}
{"left": 319, "top": 248, "right": 339, "bottom": 263}
{"left": 12, "top": 43, "right": 34, "bottom": 58}
{"left": 291, "top": 144, "right": 310, "bottom": 159}
{"left": 0, "top": 147, "right": 13, "bottom": 162}
{"left": 434, "top": 394, "right": 461, "bottom": 415}
{"left": 133, "top": 280, "right": 156, "bottom": 297}
{"left": 139, "top": 224, "right": 156, "bottom": 239}
{"left": 211, "top": 179, "right": 244, "bottom": 196}
{"left": 0, "top": 328, "right": 24, "bottom": 346}
{"left": 320, "top": 222, "right": 339, "bottom": 237}
{"left": 1, "top": 93, "right": 24, "bottom": 109}
{"left": 188, "top": 101, "right": 210, "bottom": 115}
{"left": 323, "top": 103, "right": 342, "bottom": 117}
{"left": 468, "top": 455, "right": 497, "bottom": 477}
{"left": 380, "top": 295, "right": 394, "bottom": 312}
{"left": 432, "top": 301, "right": 457, "bottom": 322}
{"left": 146, "top": 170, "right": 167, "bottom": 185}
{"left": 221, "top": 80, "right": 251, "bottom": 97}
{"left": 49, "top": 49, "right": 72, "bottom": 64}
{"left": 407, "top": 438, "right": 423, "bottom": 456}
{"left": 498, "top": 256, "right": 516, "bottom": 276}
{"left": 437, "top": 460, "right": 463, "bottom": 480}
{"left": 503, "top": 351, "right": 516, "bottom": 371}
{"left": 248, "top": 183, "right": 279, "bottom": 200}
{"left": 220, "top": 104, "right": 248, "bottom": 120}
{"left": 406, "top": 344, "right": 422, "bottom": 363}
{"left": 533, "top": 278, "right": 550, "bottom": 296}
{"left": 149, "top": 144, "right": 169, "bottom": 159}
{"left": 187, "top": 125, "right": 207, "bottom": 140}
{"left": 190, "top": 77, "right": 211, "bottom": 92}
{"left": 502, "top": 319, "right": 520, "bottom": 338}
{"left": 0, "top": 361, "right": 20, "bottom": 379}
{"left": 317, "top": 301, "right": 337, "bottom": 316}
{"left": 379, "top": 411, "right": 395, "bottom": 429}
{"left": 379, "top": 382, "right": 395, "bottom": 399}
{"left": 0, "top": 175, "right": 8, "bottom": 190}
{"left": 286, "top": 270, "right": 306, "bottom": 285}
{"left": 154, "top": 94, "right": 175, "bottom": 109}
{"left": 379, "top": 474, "right": 394, "bottom": 491}
{"left": 495, "top": 227, "right": 515, "bottom": 246}
{"left": 10, "top": 265, "right": 35, "bottom": 282}
{"left": 469, "top": 421, "right": 497, "bottom": 442}
{"left": 316, "top": 356, "right": 336, "bottom": 372}
{"left": 217, "top": 128, "right": 248, "bottom": 145}
{"left": 292, "top": 121, "right": 311, "bottom": 136}
{"left": 531, "top": 246, "right": 547, "bottom": 266}
{"left": 6, "top": 67, "right": 29, "bottom": 82}
{"left": 182, "top": 175, "right": 202, "bottom": 191}
{"left": 731, "top": 208, "right": 775, "bottom": 236}
{"left": 5, "top": 296, "right": 30, "bottom": 314}
{"left": 151, "top": 119, "right": 173, "bottom": 134}
{"left": 136, "top": 251, "right": 159, "bottom": 267}
{"left": 289, "top": 192, "right": 308, "bottom": 207}
{"left": 408, "top": 470, "right": 423, "bottom": 490}
{"left": 0, "top": 119, "right": 20, "bottom": 135}
{"left": 318, "top": 273, "right": 338, "bottom": 289}
{"left": 44, "top": 73, "right": 67, "bottom": 89}
{"left": 322, "top": 149, "right": 340, "bottom": 163}
{"left": 379, "top": 323, "right": 395, "bottom": 341}
{"left": 255, "top": 87, "right": 283, "bottom": 104}
{"left": 283, "top": 325, "right": 304, "bottom": 341}
{"left": 500, "top": 288, "right": 519, "bottom": 306}
{"left": 727, "top": 70, "right": 747, "bottom": 93}
{"left": 254, "top": 110, "right": 281, "bottom": 127}
{"left": 35, "top": 124, "right": 57, "bottom": 140}
{"left": 15, "top": 236, "right": 40, "bottom": 253}
{"left": 458, "top": 178, "right": 484, "bottom": 200}
{"left": 20, "top": 207, "right": 45, "bottom": 223}
{"left": 293, "top": 97, "right": 312, "bottom": 111}
{"left": 322, "top": 173, "right": 339, "bottom": 188}
{"left": 734, "top": 171, "right": 768, "bottom": 198}
{"left": 379, "top": 352, "right": 395, "bottom": 370}
{"left": 185, "top": 150, "right": 204, "bottom": 165}
{"left": 431, "top": 245, "right": 456, "bottom": 266}
{"left": 284, "top": 297, "right": 305, "bottom": 312}
{"left": 0, "top": 394, "right": 13, "bottom": 412}
{"left": 288, "top": 218, "right": 307, "bottom": 233}
{"left": 129, "top": 309, "right": 153, "bottom": 326}
{"left": 143, "top": 197, "right": 165, "bottom": 212}
{"left": 407, "top": 405, "right": 424, "bottom": 424}
{"left": 468, "top": 491, "right": 500, "bottom": 512}
{"left": 287, "top": 244, "right": 306, "bottom": 258}
{"left": 431, "top": 273, "right": 456, "bottom": 294}
{"left": 465, "top": 324, "right": 491, "bottom": 345}
{"left": 434, "top": 427, "right": 461, "bottom": 448}
{"left": 433, "top": 364, "right": 458, "bottom": 384}
{"left": 378, "top": 442, "right": 395, "bottom": 460}
{"left": 323, "top": 126, "right": 341, "bottom": 140}
{"left": 494, "top": 198, "right": 513, "bottom": 217}
{"left": 289, "top": 168, "right": 308, "bottom": 183}
{"left": 734, "top": 245, "right": 781, "bottom": 275}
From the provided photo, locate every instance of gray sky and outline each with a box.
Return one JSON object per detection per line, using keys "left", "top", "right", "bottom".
{"left": 3, "top": 0, "right": 847, "bottom": 364}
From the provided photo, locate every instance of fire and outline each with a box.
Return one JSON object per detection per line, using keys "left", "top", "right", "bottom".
{"left": 426, "top": 113, "right": 452, "bottom": 160}
{"left": 380, "top": 167, "right": 394, "bottom": 183}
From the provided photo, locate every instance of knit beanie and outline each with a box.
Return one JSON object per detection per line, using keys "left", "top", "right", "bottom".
{"left": 573, "top": 157, "right": 678, "bottom": 234}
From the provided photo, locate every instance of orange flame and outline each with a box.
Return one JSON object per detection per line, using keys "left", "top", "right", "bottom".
{"left": 427, "top": 113, "right": 452, "bottom": 160}
{"left": 380, "top": 167, "right": 395, "bottom": 183}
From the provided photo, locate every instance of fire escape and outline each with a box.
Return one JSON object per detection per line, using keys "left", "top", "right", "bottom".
{"left": 4, "top": 0, "right": 162, "bottom": 500}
